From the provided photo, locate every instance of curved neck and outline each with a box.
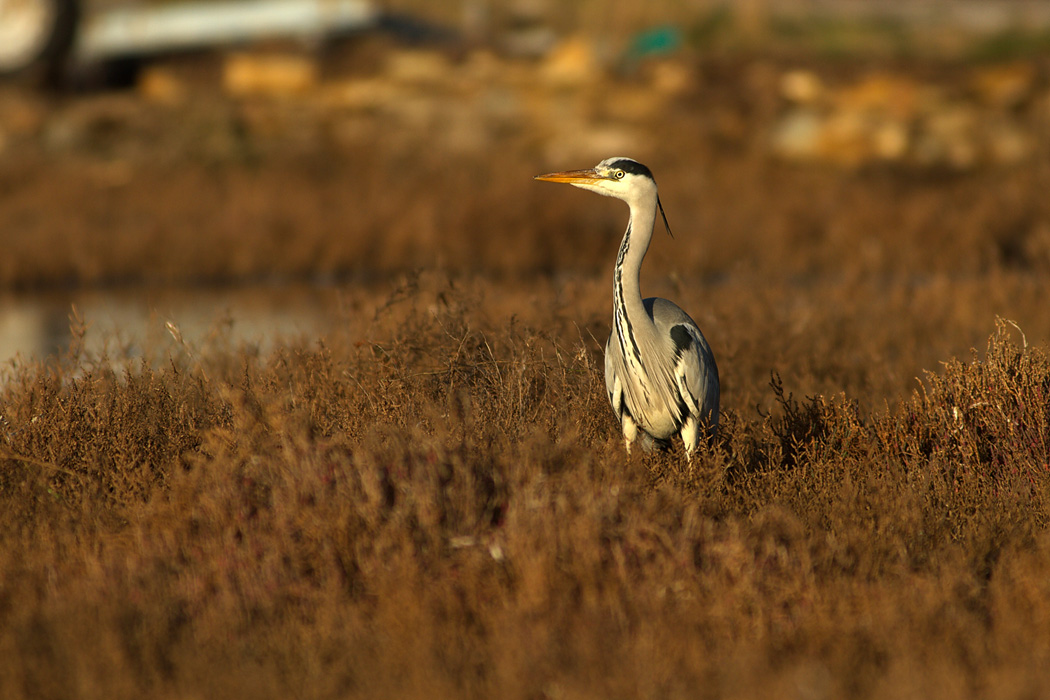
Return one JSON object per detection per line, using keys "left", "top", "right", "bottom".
{"left": 614, "top": 192, "right": 658, "bottom": 320}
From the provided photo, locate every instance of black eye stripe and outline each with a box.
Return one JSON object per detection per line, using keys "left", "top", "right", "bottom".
{"left": 607, "top": 158, "right": 654, "bottom": 180}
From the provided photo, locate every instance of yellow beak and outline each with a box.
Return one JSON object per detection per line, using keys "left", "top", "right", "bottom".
{"left": 534, "top": 168, "right": 603, "bottom": 184}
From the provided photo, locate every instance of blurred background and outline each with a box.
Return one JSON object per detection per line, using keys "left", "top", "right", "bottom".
{"left": 1, "top": 0, "right": 1049, "bottom": 404}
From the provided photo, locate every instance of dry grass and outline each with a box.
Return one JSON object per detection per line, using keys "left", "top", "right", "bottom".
{"left": 2, "top": 279, "right": 1049, "bottom": 699}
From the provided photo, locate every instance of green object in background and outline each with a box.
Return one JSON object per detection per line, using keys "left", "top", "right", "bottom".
{"left": 625, "top": 25, "right": 682, "bottom": 62}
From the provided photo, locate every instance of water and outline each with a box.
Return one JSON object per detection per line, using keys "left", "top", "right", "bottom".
{"left": 0, "top": 285, "right": 342, "bottom": 367}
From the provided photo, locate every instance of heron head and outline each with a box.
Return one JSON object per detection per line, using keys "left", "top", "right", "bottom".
{"left": 535, "top": 157, "right": 673, "bottom": 236}
{"left": 535, "top": 156, "right": 657, "bottom": 200}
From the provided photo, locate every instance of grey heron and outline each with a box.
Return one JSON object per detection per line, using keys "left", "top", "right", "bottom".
{"left": 536, "top": 157, "right": 719, "bottom": 460}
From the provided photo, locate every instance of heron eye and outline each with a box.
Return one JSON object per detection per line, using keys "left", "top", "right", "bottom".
{"left": 615, "top": 170, "right": 625, "bottom": 179}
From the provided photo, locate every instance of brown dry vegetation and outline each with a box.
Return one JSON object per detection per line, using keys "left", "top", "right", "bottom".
{"left": 2, "top": 33, "right": 1050, "bottom": 699}
{"left": 2, "top": 290, "right": 1050, "bottom": 699}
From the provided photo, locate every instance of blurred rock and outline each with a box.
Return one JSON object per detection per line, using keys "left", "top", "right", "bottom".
{"left": 821, "top": 110, "right": 907, "bottom": 167}
{"left": 833, "top": 73, "right": 921, "bottom": 122}
{"left": 138, "top": 67, "right": 186, "bottom": 105}
{"left": 773, "top": 105, "right": 908, "bottom": 166}
{"left": 541, "top": 36, "right": 600, "bottom": 87}
{"left": 771, "top": 66, "right": 1039, "bottom": 169}
{"left": 780, "top": 69, "right": 823, "bottom": 104}
{"left": 223, "top": 52, "right": 319, "bottom": 98}
{"left": 919, "top": 105, "right": 978, "bottom": 169}
{"left": 821, "top": 110, "right": 871, "bottom": 166}
{"left": 873, "top": 120, "right": 908, "bottom": 161}
{"left": 770, "top": 108, "right": 821, "bottom": 160}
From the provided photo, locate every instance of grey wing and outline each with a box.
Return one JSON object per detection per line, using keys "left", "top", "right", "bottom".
{"left": 673, "top": 323, "right": 720, "bottom": 434}
{"left": 648, "top": 299, "right": 720, "bottom": 435}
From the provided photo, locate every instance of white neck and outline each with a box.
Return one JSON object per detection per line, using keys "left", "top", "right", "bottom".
{"left": 614, "top": 191, "right": 658, "bottom": 323}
